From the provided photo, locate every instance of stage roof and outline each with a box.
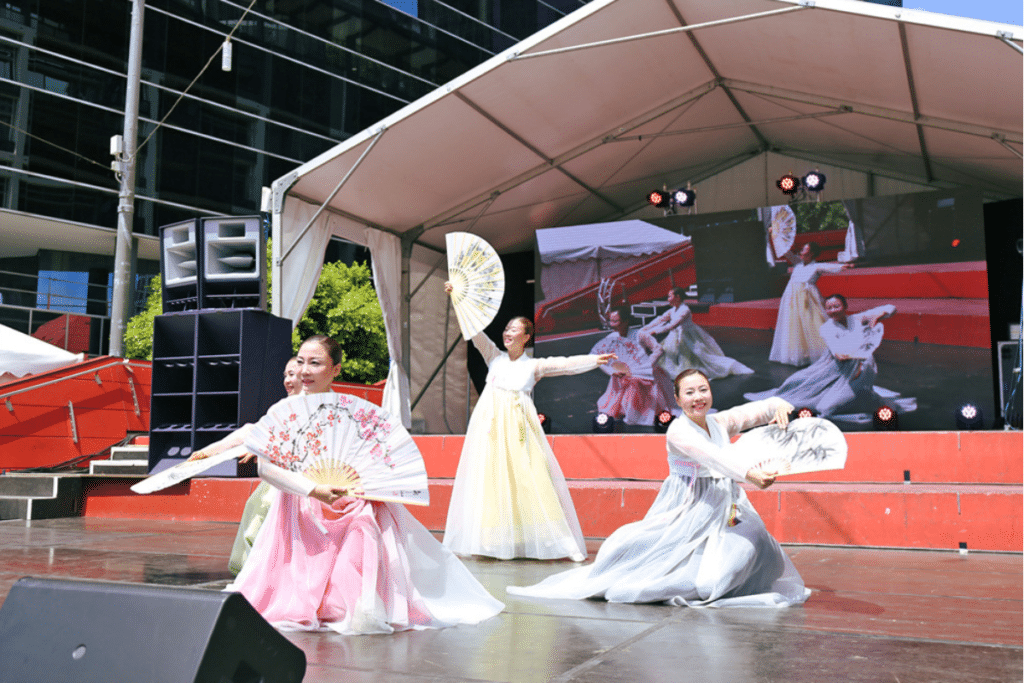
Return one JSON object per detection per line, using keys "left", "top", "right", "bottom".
{"left": 275, "top": 0, "right": 1023, "bottom": 258}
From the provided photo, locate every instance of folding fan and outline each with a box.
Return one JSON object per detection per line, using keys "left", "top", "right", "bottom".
{"left": 244, "top": 393, "right": 429, "bottom": 506}
{"left": 767, "top": 205, "right": 797, "bottom": 261}
{"left": 445, "top": 232, "right": 504, "bottom": 340}
{"left": 131, "top": 445, "right": 247, "bottom": 494}
{"left": 730, "top": 417, "right": 847, "bottom": 477}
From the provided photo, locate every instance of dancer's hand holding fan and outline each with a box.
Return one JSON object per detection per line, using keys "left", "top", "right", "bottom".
{"left": 730, "top": 416, "right": 847, "bottom": 478}
{"left": 244, "top": 393, "right": 429, "bottom": 506}
{"left": 445, "top": 232, "right": 504, "bottom": 340}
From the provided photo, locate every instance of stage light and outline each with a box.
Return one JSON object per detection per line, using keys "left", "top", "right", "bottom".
{"left": 791, "top": 406, "right": 817, "bottom": 420}
{"left": 647, "top": 189, "right": 671, "bottom": 208}
{"left": 593, "top": 412, "right": 615, "bottom": 434}
{"left": 776, "top": 174, "right": 800, "bottom": 195}
{"left": 672, "top": 188, "right": 696, "bottom": 207}
{"left": 802, "top": 170, "right": 826, "bottom": 192}
{"left": 537, "top": 412, "right": 552, "bottom": 434}
{"left": 873, "top": 405, "right": 899, "bottom": 431}
{"left": 951, "top": 238, "right": 961, "bottom": 248}
{"left": 654, "top": 410, "right": 675, "bottom": 433}
{"left": 955, "top": 403, "right": 983, "bottom": 430}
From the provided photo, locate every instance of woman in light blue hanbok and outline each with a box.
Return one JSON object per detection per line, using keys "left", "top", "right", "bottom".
{"left": 642, "top": 287, "right": 753, "bottom": 380}
{"left": 508, "top": 370, "right": 809, "bottom": 607}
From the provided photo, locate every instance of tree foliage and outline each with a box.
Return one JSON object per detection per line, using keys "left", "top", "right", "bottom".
{"left": 124, "top": 274, "right": 162, "bottom": 360}
{"left": 794, "top": 200, "right": 850, "bottom": 233}
{"left": 292, "top": 261, "right": 388, "bottom": 384}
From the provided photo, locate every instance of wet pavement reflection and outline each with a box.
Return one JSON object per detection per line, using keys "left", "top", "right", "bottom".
{"left": 0, "top": 519, "right": 1019, "bottom": 682}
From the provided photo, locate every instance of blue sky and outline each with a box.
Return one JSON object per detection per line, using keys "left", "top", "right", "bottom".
{"left": 378, "top": 1, "right": 1022, "bottom": 26}
{"left": 903, "top": 1, "right": 1022, "bottom": 25}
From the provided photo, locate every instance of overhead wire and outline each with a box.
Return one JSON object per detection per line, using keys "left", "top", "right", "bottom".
{"left": 133, "top": 0, "right": 259, "bottom": 158}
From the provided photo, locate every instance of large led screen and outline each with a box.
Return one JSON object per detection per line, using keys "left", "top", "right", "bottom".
{"left": 532, "top": 190, "right": 993, "bottom": 433}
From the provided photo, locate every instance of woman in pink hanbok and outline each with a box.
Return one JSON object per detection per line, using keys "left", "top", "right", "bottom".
{"left": 227, "top": 335, "right": 503, "bottom": 634}
{"left": 770, "top": 242, "right": 853, "bottom": 366}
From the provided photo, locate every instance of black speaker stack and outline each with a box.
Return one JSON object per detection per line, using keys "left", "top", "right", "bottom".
{"left": 0, "top": 576, "right": 305, "bottom": 683}
{"left": 149, "top": 216, "right": 292, "bottom": 477}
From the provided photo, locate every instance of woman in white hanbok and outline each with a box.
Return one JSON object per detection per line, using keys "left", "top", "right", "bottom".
{"left": 642, "top": 287, "right": 753, "bottom": 380}
{"left": 443, "top": 299, "right": 615, "bottom": 561}
{"left": 746, "top": 294, "right": 916, "bottom": 424}
{"left": 592, "top": 307, "right": 677, "bottom": 426}
{"left": 508, "top": 370, "right": 810, "bottom": 607}
{"left": 770, "top": 242, "right": 853, "bottom": 366}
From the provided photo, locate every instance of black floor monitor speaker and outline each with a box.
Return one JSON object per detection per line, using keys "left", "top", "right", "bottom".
{"left": 0, "top": 577, "right": 305, "bottom": 683}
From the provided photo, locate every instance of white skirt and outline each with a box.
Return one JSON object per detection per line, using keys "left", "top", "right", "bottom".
{"left": 508, "top": 474, "right": 809, "bottom": 607}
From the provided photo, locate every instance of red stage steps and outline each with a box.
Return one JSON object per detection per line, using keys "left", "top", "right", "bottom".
{"left": 0, "top": 358, "right": 152, "bottom": 470}
{"left": 78, "top": 430, "right": 1021, "bottom": 552}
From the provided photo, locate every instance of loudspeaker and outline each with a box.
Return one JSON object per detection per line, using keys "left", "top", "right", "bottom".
{"left": 160, "top": 219, "right": 203, "bottom": 313}
{"left": 159, "top": 216, "right": 266, "bottom": 313}
{"left": 200, "top": 216, "right": 266, "bottom": 310}
{"left": 148, "top": 309, "right": 292, "bottom": 476}
{"left": 0, "top": 577, "right": 305, "bottom": 683}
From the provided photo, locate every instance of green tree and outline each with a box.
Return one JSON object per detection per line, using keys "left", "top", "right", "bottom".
{"left": 124, "top": 274, "right": 162, "bottom": 360}
{"left": 794, "top": 200, "right": 850, "bottom": 233}
{"left": 292, "top": 261, "right": 389, "bottom": 384}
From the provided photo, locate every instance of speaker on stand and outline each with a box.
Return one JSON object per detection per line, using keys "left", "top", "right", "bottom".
{"left": 0, "top": 576, "right": 305, "bottom": 683}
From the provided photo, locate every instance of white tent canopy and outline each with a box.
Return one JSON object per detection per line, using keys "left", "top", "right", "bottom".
{"left": 536, "top": 220, "right": 687, "bottom": 301}
{"left": 269, "top": 0, "right": 1022, "bottom": 432}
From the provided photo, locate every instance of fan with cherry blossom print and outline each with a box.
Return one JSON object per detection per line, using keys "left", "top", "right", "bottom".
{"left": 244, "top": 393, "right": 429, "bottom": 506}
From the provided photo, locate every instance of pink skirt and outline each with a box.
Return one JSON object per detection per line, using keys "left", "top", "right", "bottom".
{"left": 229, "top": 492, "right": 503, "bottom": 634}
{"left": 597, "top": 375, "right": 674, "bottom": 426}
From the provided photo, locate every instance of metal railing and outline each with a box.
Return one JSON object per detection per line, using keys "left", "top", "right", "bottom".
{"left": 0, "top": 358, "right": 150, "bottom": 402}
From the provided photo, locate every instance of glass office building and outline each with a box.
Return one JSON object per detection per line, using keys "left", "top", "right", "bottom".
{"left": 0, "top": 0, "right": 583, "bottom": 347}
{"left": 0, "top": 0, "right": 584, "bottom": 234}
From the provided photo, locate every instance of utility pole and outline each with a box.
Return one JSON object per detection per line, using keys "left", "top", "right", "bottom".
{"left": 109, "top": 0, "right": 144, "bottom": 357}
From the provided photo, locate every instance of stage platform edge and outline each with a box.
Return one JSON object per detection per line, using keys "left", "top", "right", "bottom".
{"left": 76, "top": 431, "right": 1022, "bottom": 553}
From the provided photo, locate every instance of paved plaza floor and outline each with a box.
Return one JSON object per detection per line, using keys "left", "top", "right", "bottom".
{"left": 0, "top": 517, "right": 1019, "bottom": 682}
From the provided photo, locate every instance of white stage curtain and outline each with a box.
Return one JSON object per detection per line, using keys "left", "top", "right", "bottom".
{"left": 366, "top": 228, "right": 411, "bottom": 428}
{"left": 275, "top": 199, "right": 333, "bottom": 324}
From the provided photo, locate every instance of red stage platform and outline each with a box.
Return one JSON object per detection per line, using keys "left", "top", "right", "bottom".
{"left": 79, "top": 430, "right": 1022, "bottom": 553}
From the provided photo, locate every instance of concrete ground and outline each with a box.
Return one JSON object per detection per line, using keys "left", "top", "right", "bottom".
{"left": 0, "top": 518, "right": 1019, "bottom": 683}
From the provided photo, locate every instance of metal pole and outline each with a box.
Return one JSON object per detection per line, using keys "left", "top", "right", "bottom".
{"left": 109, "top": 0, "right": 144, "bottom": 357}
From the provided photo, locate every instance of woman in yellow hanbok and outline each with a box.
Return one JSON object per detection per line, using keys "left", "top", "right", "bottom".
{"left": 442, "top": 291, "right": 615, "bottom": 561}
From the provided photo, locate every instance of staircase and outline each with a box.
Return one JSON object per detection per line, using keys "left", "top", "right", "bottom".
{"left": 0, "top": 473, "right": 83, "bottom": 521}
{"left": 88, "top": 444, "right": 150, "bottom": 476}
{"left": 70, "top": 430, "right": 1022, "bottom": 552}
